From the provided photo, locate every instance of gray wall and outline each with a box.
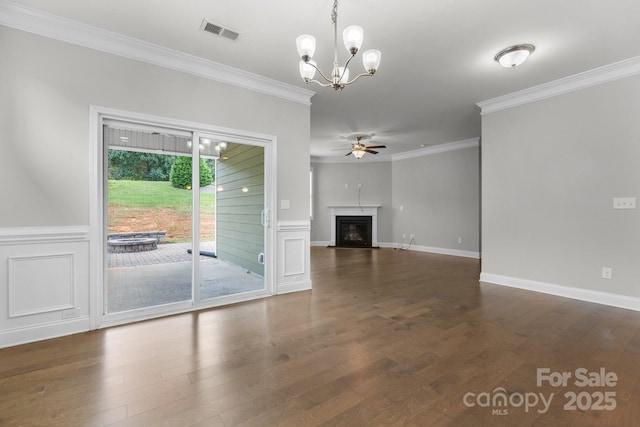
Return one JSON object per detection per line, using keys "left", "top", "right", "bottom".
{"left": 482, "top": 75, "right": 640, "bottom": 298}
{"left": 0, "top": 25, "right": 311, "bottom": 346}
{"left": 311, "top": 161, "right": 393, "bottom": 244}
{"left": 392, "top": 146, "right": 480, "bottom": 253}
{"left": 0, "top": 26, "right": 310, "bottom": 227}
{"left": 216, "top": 144, "right": 265, "bottom": 276}
{"left": 311, "top": 146, "right": 481, "bottom": 255}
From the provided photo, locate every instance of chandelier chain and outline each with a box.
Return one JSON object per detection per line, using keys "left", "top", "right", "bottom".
{"left": 331, "top": 0, "right": 338, "bottom": 24}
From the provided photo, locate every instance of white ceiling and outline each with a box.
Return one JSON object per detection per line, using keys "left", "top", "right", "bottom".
{"left": 9, "top": 0, "right": 640, "bottom": 158}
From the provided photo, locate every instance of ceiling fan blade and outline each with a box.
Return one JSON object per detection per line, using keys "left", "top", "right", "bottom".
{"left": 365, "top": 149, "right": 379, "bottom": 154}
{"left": 344, "top": 151, "right": 353, "bottom": 156}
{"left": 365, "top": 145, "right": 386, "bottom": 149}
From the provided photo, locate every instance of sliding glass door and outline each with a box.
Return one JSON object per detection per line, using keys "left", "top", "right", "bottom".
{"left": 102, "top": 122, "right": 267, "bottom": 321}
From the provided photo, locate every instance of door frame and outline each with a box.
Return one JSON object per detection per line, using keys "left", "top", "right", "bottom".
{"left": 89, "top": 106, "right": 277, "bottom": 329}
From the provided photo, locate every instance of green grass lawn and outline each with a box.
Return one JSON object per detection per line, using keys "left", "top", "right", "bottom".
{"left": 108, "top": 180, "right": 215, "bottom": 210}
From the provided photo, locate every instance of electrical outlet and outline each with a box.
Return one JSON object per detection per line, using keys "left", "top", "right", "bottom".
{"left": 458, "top": 237, "right": 463, "bottom": 244}
{"left": 601, "top": 267, "right": 613, "bottom": 280}
{"left": 410, "top": 234, "right": 415, "bottom": 240}
{"left": 403, "top": 233, "right": 406, "bottom": 239}
{"left": 613, "top": 197, "right": 636, "bottom": 209}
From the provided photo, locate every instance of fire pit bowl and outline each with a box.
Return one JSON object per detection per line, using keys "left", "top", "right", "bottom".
{"left": 108, "top": 238, "right": 158, "bottom": 253}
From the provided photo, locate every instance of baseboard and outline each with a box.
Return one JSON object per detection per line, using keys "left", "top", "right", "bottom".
{"left": 403, "top": 244, "right": 480, "bottom": 259}
{"left": 311, "top": 241, "right": 480, "bottom": 258}
{"left": 480, "top": 272, "right": 640, "bottom": 312}
{"left": 377, "top": 242, "right": 396, "bottom": 249}
{"left": 0, "top": 317, "right": 90, "bottom": 349}
{"left": 311, "top": 242, "right": 395, "bottom": 248}
{"left": 277, "top": 280, "right": 312, "bottom": 295}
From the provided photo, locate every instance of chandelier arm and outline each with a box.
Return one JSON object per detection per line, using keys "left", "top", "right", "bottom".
{"left": 343, "top": 72, "right": 374, "bottom": 86}
{"left": 306, "top": 79, "right": 334, "bottom": 88}
{"left": 336, "top": 54, "right": 356, "bottom": 85}
{"left": 305, "top": 60, "right": 333, "bottom": 84}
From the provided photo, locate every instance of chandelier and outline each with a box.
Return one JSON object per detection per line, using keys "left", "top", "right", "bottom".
{"left": 296, "top": 0, "right": 381, "bottom": 90}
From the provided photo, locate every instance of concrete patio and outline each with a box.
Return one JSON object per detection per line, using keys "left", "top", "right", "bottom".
{"left": 107, "top": 241, "right": 264, "bottom": 313}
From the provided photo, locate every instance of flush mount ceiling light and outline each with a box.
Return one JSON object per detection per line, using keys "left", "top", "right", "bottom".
{"left": 296, "top": 0, "right": 381, "bottom": 90}
{"left": 494, "top": 44, "right": 535, "bottom": 68}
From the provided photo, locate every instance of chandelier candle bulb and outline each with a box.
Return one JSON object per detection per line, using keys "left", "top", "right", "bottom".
{"left": 296, "top": 35, "right": 316, "bottom": 60}
{"left": 343, "top": 25, "right": 363, "bottom": 53}
{"left": 299, "top": 60, "right": 317, "bottom": 80}
{"left": 335, "top": 67, "right": 349, "bottom": 84}
{"left": 363, "top": 49, "right": 381, "bottom": 73}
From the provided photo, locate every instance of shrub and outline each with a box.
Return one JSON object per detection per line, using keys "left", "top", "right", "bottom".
{"left": 148, "top": 168, "right": 167, "bottom": 181}
{"left": 169, "top": 157, "right": 214, "bottom": 189}
{"left": 108, "top": 150, "right": 175, "bottom": 181}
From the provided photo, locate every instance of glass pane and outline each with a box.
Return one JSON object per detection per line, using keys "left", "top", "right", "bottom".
{"left": 199, "top": 140, "right": 265, "bottom": 300}
{"left": 105, "top": 126, "right": 193, "bottom": 313}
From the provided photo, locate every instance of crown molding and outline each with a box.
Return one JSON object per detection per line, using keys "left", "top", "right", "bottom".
{"left": 391, "top": 138, "right": 479, "bottom": 162}
{"left": 0, "top": 1, "right": 314, "bottom": 105}
{"left": 477, "top": 55, "right": 640, "bottom": 115}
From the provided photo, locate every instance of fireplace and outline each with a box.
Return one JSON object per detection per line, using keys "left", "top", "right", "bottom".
{"left": 328, "top": 205, "right": 380, "bottom": 248}
{"left": 336, "top": 216, "right": 372, "bottom": 248}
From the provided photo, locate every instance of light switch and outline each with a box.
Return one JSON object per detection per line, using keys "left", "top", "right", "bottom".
{"left": 281, "top": 199, "right": 290, "bottom": 210}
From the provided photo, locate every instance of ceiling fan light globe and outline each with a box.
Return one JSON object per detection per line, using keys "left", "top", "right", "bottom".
{"left": 343, "top": 25, "right": 364, "bottom": 55}
{"left": 300, "top": 60, "right": 317, "bottom": 80}
{"left": 352, "top": 150, "right": 366, "bottom": 159}
{"left": 296, "top": 34, "right": 316, "bottom": 59}
{"left": 362, "top": 49, "right": 381, "bottom": 73}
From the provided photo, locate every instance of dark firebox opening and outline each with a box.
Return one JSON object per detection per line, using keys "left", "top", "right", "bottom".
{"left": 336, "top": 216, "right": 372, "bottom": 248}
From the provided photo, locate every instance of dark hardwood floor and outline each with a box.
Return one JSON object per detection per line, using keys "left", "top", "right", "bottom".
{"left": 1, "top": 247, "right": 639, "bottom": 426}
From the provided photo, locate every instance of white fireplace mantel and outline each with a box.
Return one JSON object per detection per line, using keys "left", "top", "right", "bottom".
{"left": 328, "top": 205, "right": 380, "bottom": 247}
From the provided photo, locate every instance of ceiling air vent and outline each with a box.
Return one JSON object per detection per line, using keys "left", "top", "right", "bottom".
{"left": 200, "top": 19, "right": 240, "bottom": 42}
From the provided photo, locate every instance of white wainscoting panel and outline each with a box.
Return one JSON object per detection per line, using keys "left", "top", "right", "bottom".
{"left": 283, "top": 238, "right": 305, "bottom": 276}
{"left": 8, "top": 253, "right": 75, "bottom": 317}
{"left": 0, "top": 227, "right": 90, "bottom": 348}
{"left": 276, "top": 221, "right": 311, "bottom": 294}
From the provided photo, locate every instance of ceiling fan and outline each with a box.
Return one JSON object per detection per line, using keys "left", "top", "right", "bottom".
{"left": 334, "top": 134, "right": 387, "bottom": 158}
